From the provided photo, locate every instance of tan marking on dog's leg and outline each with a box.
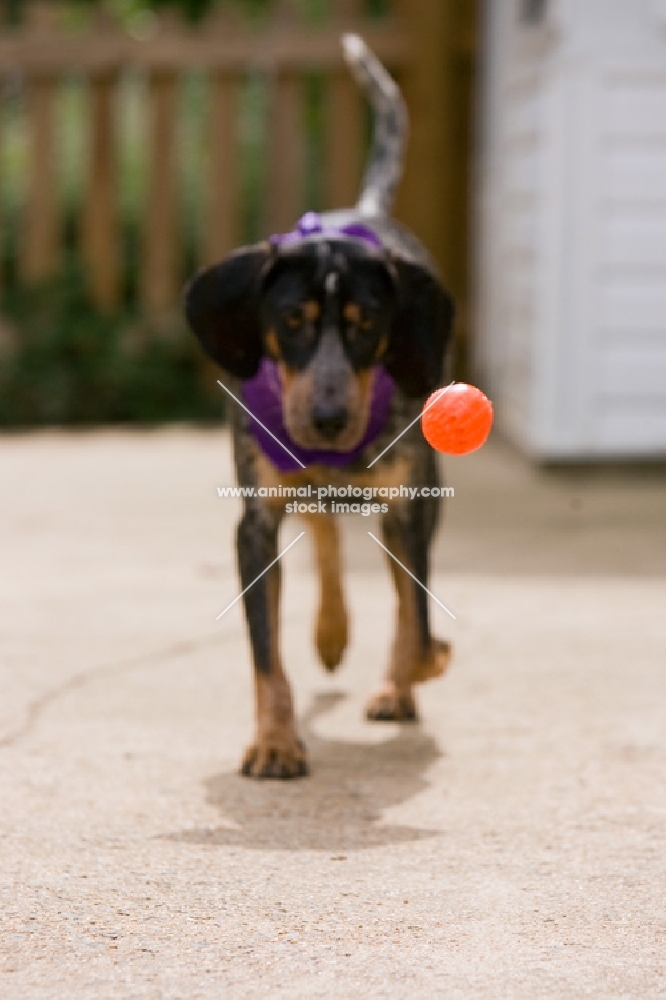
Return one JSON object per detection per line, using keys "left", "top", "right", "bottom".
{"left": 242, "top": 568, "right": 308, "bottom": 779}
{"left": 305, "top": 513, "right": 348, "bottom": 671}
{"left": 366, "top": 538, "right": 420, "bottom": 721}
{"left": 365, "top": 530, "right": 451, "bottom": 722}
{"left": 411, "top": 638, "right": 452, "bottom": 682}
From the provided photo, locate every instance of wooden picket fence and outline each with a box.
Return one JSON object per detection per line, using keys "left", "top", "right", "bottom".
{"left": 0, "top": 0, "right": 467, "bottom": 318}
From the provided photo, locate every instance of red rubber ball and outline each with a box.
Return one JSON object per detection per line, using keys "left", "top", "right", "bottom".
{"left": 421, "top": 383, "right": 494, "bottom": 455}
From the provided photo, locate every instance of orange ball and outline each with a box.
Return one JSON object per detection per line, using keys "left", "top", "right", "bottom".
{"left": 421, "top": 383, "right": 493, "bottom": 455}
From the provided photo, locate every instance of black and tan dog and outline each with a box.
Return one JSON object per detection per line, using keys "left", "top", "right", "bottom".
{"left": 186, "top": 35, "right": 454, "bottom": 778}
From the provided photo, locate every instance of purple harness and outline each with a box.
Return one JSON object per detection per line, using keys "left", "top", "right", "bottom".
{"left": 241, "top": 213, "right": 394, "bottom": 472}
{"left": 269, "top": 210, "right": 383, "bottom": 250}
{"left": 242, "top": 358, "right": 395, "bottom": 472}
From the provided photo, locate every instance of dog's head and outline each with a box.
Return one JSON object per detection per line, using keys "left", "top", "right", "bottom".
{"left": 185, "top": 236, "right": 453, "bottom": 451}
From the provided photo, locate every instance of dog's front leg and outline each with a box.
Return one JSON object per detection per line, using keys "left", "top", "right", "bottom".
{"left": 366, "top": 493, "right": 451, "bottom": 722}
{"left": 237, "top": 505, "right": 307, "bottom": 778}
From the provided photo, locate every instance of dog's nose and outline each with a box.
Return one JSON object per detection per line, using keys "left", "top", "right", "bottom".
{"left": 312, "top": 404, "right": 348, "bottom": 440}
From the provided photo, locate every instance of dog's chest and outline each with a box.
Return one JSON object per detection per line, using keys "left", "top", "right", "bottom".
{"left": 253, "top": 449, "right": 413, "bottom": 501}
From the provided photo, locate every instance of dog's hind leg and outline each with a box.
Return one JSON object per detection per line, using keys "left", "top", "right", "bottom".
{"left": 237, "top": 506, "right": 308, "bottom": 778}
{"left": 307, "top": 513, "right": 349, "bottom": 671}
{"left": 366, "top": 493, "right": 451, "bottom": 722}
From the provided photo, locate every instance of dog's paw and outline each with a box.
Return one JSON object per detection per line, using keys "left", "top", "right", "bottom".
{"left": 365, "top": 685, "right": 418, "bottom": 722}
{"left": 240, "top": 736, "right": 309, "bottom": 780}
{"left": 412, "top": 639, "right": 452, "bottom": 684}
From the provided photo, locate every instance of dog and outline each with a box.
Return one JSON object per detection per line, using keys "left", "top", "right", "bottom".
{"left": 185, "top": 34, "right": 454, "bottom": 778}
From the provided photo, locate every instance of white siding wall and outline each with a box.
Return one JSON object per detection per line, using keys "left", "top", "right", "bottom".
{"left": 593, "top": 72, "right": 666, "bottom": 450}
{"left": 475, "top": 0, "right": 666, "bottom": 457}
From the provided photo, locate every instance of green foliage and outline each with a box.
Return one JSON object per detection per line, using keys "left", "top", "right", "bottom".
{"left": 0, "top": 0, "right": 390, "bottom": 425}
{"left": 4, "top": 0, "right": 377, "bottom": 27}
{"left": 78, "top": 0, "right": 272, "bottom": 24}
{"left": 105, "top": 0, "right": 234, "bottom": 22}
{"left": 0, "top": 267, "right": 223, "bottom": 426}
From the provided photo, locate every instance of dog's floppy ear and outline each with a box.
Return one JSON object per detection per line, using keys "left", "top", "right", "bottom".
{"left": 384, "top": 259, "right": 455, "bottom": 397}
{"left": 184, "top": 244, "right": 272, "bottom": 379}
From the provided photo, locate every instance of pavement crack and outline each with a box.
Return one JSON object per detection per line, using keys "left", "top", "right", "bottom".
{"left": 0, "top": 634, "right": 221, "bottom": 750}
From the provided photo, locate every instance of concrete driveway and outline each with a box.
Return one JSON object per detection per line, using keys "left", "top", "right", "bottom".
{"left": 1, "top": 428, "right": 665, "bottom": 998}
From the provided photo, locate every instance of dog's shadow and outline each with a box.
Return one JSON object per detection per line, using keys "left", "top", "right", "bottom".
{"left": 168, "top": 692, "right": 442, "bottom": 852}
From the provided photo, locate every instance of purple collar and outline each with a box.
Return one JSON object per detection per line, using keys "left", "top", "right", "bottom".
{"left": 270, "top": 211, "right": 382, "bottom": 250}
{"left": 242, "top": 359, "right": 395, "bottom": 472}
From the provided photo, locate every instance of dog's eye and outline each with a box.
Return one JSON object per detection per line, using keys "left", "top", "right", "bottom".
{"left": 348, "top": 313, "right": 376, "bottom": 338}
{"left": 344, "top": 301, "right": 379, "bottom": 335}
{"left": 282, "top": 309, "right": 303, "bottom": 330}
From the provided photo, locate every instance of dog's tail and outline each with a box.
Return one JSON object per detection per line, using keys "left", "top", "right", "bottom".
{"left": 342, "top": 33, "right": 408, "bottom": 219}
